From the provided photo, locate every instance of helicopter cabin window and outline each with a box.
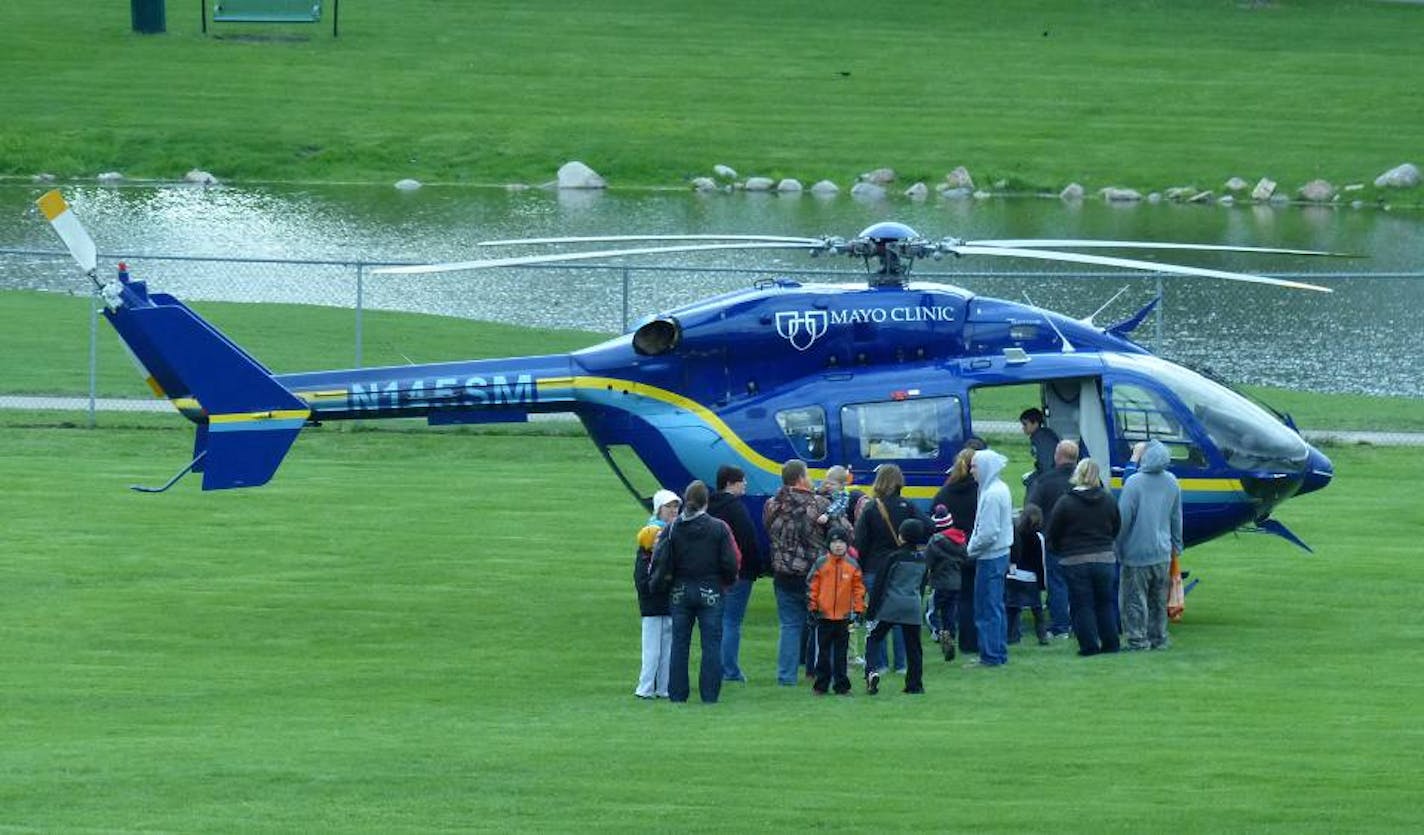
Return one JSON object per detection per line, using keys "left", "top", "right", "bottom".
{"left": 775, "top": 406, "right": 827, "bottom": 461}
{"left": 841, "top": 397, "right": 959, "bottom": 460}
{"left": 1110, "top": 383, "right": 1205, "bottom": 467}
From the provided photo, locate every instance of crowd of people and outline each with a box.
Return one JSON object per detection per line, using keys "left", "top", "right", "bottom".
{"left": 632, "top": 419, "right": 1184, "bottom": 703}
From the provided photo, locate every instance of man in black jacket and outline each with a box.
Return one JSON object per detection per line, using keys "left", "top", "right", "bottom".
{"left": 1027, "top": 439, "right": 1079, "bottom": 638}
{"left": 667, "top": 480, "right": 740, "bottom": 703}
{"left": 708, "top": 465, "right": 763, "bottom": 683}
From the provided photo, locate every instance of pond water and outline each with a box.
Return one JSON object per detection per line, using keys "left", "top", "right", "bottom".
{"left": 1, "top": 183, "right": 1421, "bottom": 397}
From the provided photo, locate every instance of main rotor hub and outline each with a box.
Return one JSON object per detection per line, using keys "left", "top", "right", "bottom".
{"left": 852, "top": 222, "right": 930, "bottom": 286}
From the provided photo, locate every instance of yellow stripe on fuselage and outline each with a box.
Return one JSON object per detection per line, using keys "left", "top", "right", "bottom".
{"left": 1110, "top": 476, "right": 1241, "bottom": 492}
{"left": 209, "top": 409, "right": 310, "bottom": 424}
{"left": 545, "top": 375, "right": 792, "bottom": 478}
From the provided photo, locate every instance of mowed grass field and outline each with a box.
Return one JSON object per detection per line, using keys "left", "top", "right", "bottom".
{"left": 1, "top": 418, "right": 1420, "bottom": 830}
{"left": 1, "top": 1, "right": 1422, "bottom": 194}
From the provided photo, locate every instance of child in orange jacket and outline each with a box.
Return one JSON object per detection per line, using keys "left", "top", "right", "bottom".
{"left": 807, "top": 527, "right": 866, "bottom": 695}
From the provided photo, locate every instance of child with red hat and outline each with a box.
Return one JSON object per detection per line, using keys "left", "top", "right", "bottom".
{"left": 925, "top": 504, "right": 969, "bottom": 661}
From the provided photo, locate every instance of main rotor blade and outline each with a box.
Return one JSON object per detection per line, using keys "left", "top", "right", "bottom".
{"left": 373, "top": 241, "right": 821, "bottom": 275}
{"left": 948, "top": 245, "right": 1334, "bottom": 293}
{"left": 35, "top": 190, "right": 97, "bottom": 274}
{"left": 967, "top": 239, "right": 1352, "bottom": 257}
{"left": 478, "top": 233, "right": 822, "bottom": 246}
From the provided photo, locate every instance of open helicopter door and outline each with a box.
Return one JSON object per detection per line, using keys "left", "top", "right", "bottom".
{"left": 1042, "top": 377, "right": 1110, "bottom": 466}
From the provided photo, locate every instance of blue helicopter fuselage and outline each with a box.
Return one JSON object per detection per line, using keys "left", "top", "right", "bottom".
{"left": 253, "top": 278, "right": 1331, "bottom": 549}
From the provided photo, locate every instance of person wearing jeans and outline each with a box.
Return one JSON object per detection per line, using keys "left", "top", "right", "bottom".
{"left": 762, "top": 459, "right": 830, "bottom": 686}
{"left": 773, "top": 578, "right": 808, "bottom": 685}
{"left": 664, "top": 480, "right": 740, "bottom": 703}
{"left": 669, "top": 580, "right": 726, "bottom": 703}
{"left": 1028, "top": 439, "right": 1081, "bottom": 638}
{"left": 966, "top": 449, "right": 1015, "bottom": 667}
{"left": 1044, "top": 458, "right": 1122, "bottom": 658}
{"left": 708, "top": 465, "right": 763, "bottom": 682}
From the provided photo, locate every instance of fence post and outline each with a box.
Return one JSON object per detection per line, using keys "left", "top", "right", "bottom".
{"left": 88, "top": 285, "right": 99, "bottom": 428}
{"left": 1155, "top": 275, "right": 1164, "bottom": 352}
{"left": 355, "top": 263, "right": 365, "bottom": 368}
{"left": 621, "top": 267, "right": 630, "bottom": 332}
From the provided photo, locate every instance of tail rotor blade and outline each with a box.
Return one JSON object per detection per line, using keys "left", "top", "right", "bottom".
{"left": 947, "top": 244, "right": 1334, "bottom": 293}
{"left": 35, "top": 190, "right": 98, "bottom": 275}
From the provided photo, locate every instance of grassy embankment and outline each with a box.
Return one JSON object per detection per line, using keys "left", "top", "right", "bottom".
{"left": 1, "top": 414, "right": 1420, "bottom": 829}
{"left": 1, "top": 0, "right": 1421, "bottom": 202}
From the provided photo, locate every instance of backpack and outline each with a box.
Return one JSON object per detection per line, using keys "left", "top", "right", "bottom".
{"left": 647, "top": 519, "right": 677, "bottom": 594}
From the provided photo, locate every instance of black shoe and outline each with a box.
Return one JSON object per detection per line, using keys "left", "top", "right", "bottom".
{"left": 867, "top": 672, "right": 880, "bottom": 695}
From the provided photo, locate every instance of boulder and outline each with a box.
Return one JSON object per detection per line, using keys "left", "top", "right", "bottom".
{"left": 1059, "top": 182, "right": 1085, "bottom": 200}
{"left": 1164, "top": 186, "right": 1195, "bottom": 201}
{"left": 690, "top": 176, "right": 717, "bottom": 192}
{"left": 744, "top": 177, "right": 775, "bottom": 191}
{"left": 1373, "top": 163, "right": 1420, "bottom": 188}
{"left": 944, "top": 166, "right": 974, "bottom": 190}
{"left": 1299, "top": 179, "right": 1335, "bottom": 202}
{"left": 859, "top": 167, "right": 896, "bottom": 185}
{"left": 713, "top": 163, "right": 738, "bottom": 180}
{"left": 1268, "top": 193, "right": 1291, "bottom": 206}
{"left": 850, "top": 182, "right": 887, "bottom": 200}
{"left": 776, "top": 178, "right": 804, "bottom": 193}
{"left": 1100, "top": 187, "right": 1143, "bottom": 202}
{"left": 1147, "top": 192, "right": 1162, "bottom": 204}
{"left": 393, "top": 178, "right": 422, "bottom": 191}
{"left": 185, "top": 169, "right": 220, "bottom": 186}
{"left": 809, "top": 180, "right": 840, "bottom": 196}
{"left": 904, "top": 181, "right": 929, "bottom": 200}
{"left": 1251, "top": 177, "right": 1276, "bottom": 201}
{"left": 1224, "top": 176, "right": 1249, "bottom": 192}
{"left": 97, "top": 171, "right": 123, "bottom": 183}
{"left": 972, "top": 189, "right": 993, "bottom": 200}
{"left": 556, "top": 161, "right": 606, "bottom": 189}
{"left": 32, "top": 173, "right": 55, "bottom": 183}
{"left": 1187, "top": 190, "right": 1213, "bottom": 203}
{"left": 1218, "top": 194, "right": 1235, "bottom": 206}
{"left": 939, "top": 186, "right": 972, "bottom": 200}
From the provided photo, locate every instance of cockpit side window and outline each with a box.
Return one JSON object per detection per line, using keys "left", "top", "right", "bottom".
{"left": 775, "top": 406, "right": 827, "bottom": 461}
{"left": 841, "top": 397, "right": 960, "bottom": 460}
{"left": 1110, "top": 383, "right": 1206, "bottom": 468}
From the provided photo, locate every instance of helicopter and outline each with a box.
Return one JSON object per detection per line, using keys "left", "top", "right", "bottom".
{"left": 37, "top": 190, "right": 1338, "bottom": 551}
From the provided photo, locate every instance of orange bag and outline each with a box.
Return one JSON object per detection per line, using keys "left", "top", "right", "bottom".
{"left": 1167, "top": 552, "right": 1185, "bottom": 623}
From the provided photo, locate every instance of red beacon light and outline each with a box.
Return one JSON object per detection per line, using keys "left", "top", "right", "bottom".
{"left": 117, "top": 261, "right": 130, "bottom": 283}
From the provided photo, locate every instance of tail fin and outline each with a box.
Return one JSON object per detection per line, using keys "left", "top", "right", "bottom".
{"left": 38, "top": 189, "right": 309, "bottom": 490}
{"left": 106, "top": 285, "right": 310, "bottom": 490}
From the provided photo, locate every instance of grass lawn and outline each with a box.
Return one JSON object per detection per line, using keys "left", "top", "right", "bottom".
{"left": 0, "top": 419, "right": 1419, "bottom": 830}
{"left": 1, "top": 0, "right": 1421, "bottom": 200}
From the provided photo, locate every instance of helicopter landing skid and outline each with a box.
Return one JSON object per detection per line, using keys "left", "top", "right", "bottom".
{"left": 130, "top": 451, "right": 208, "bottom": 494}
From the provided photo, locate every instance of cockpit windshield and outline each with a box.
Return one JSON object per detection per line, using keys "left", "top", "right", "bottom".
{"left": 1109, "top": 355, "right": 1308, "bottom": 473}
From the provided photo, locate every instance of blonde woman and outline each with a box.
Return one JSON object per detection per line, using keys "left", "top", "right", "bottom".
{"left": 1044, "top": 458, "right": 1122, "bottom": 656}
{"left": 852, "top": 463, "right": 927, "bottom": 675}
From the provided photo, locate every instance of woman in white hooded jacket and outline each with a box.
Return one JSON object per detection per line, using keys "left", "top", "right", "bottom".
{"left": 967, "top": 449, "right": 1013, "bottom": 667}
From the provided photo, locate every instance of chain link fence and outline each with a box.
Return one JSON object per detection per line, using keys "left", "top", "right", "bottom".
{"left": 2, "top": 248, "right": 1420, "bottom": 443}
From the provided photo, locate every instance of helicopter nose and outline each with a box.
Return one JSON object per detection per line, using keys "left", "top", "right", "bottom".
{"left": 1298, "top": 445, "right": 1333, "bottom": 496}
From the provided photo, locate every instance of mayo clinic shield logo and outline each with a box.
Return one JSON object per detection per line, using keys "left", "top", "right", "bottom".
{"left": 775, "top": 310, "right": 829, "bottom": 352}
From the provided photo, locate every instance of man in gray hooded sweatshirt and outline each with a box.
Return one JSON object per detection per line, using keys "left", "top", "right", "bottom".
{"left": 1116, "top": 441, "right": 1183, "bottom": 650}
{"left": 967, "top": 449, "right": 1014, "bottom": 666}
